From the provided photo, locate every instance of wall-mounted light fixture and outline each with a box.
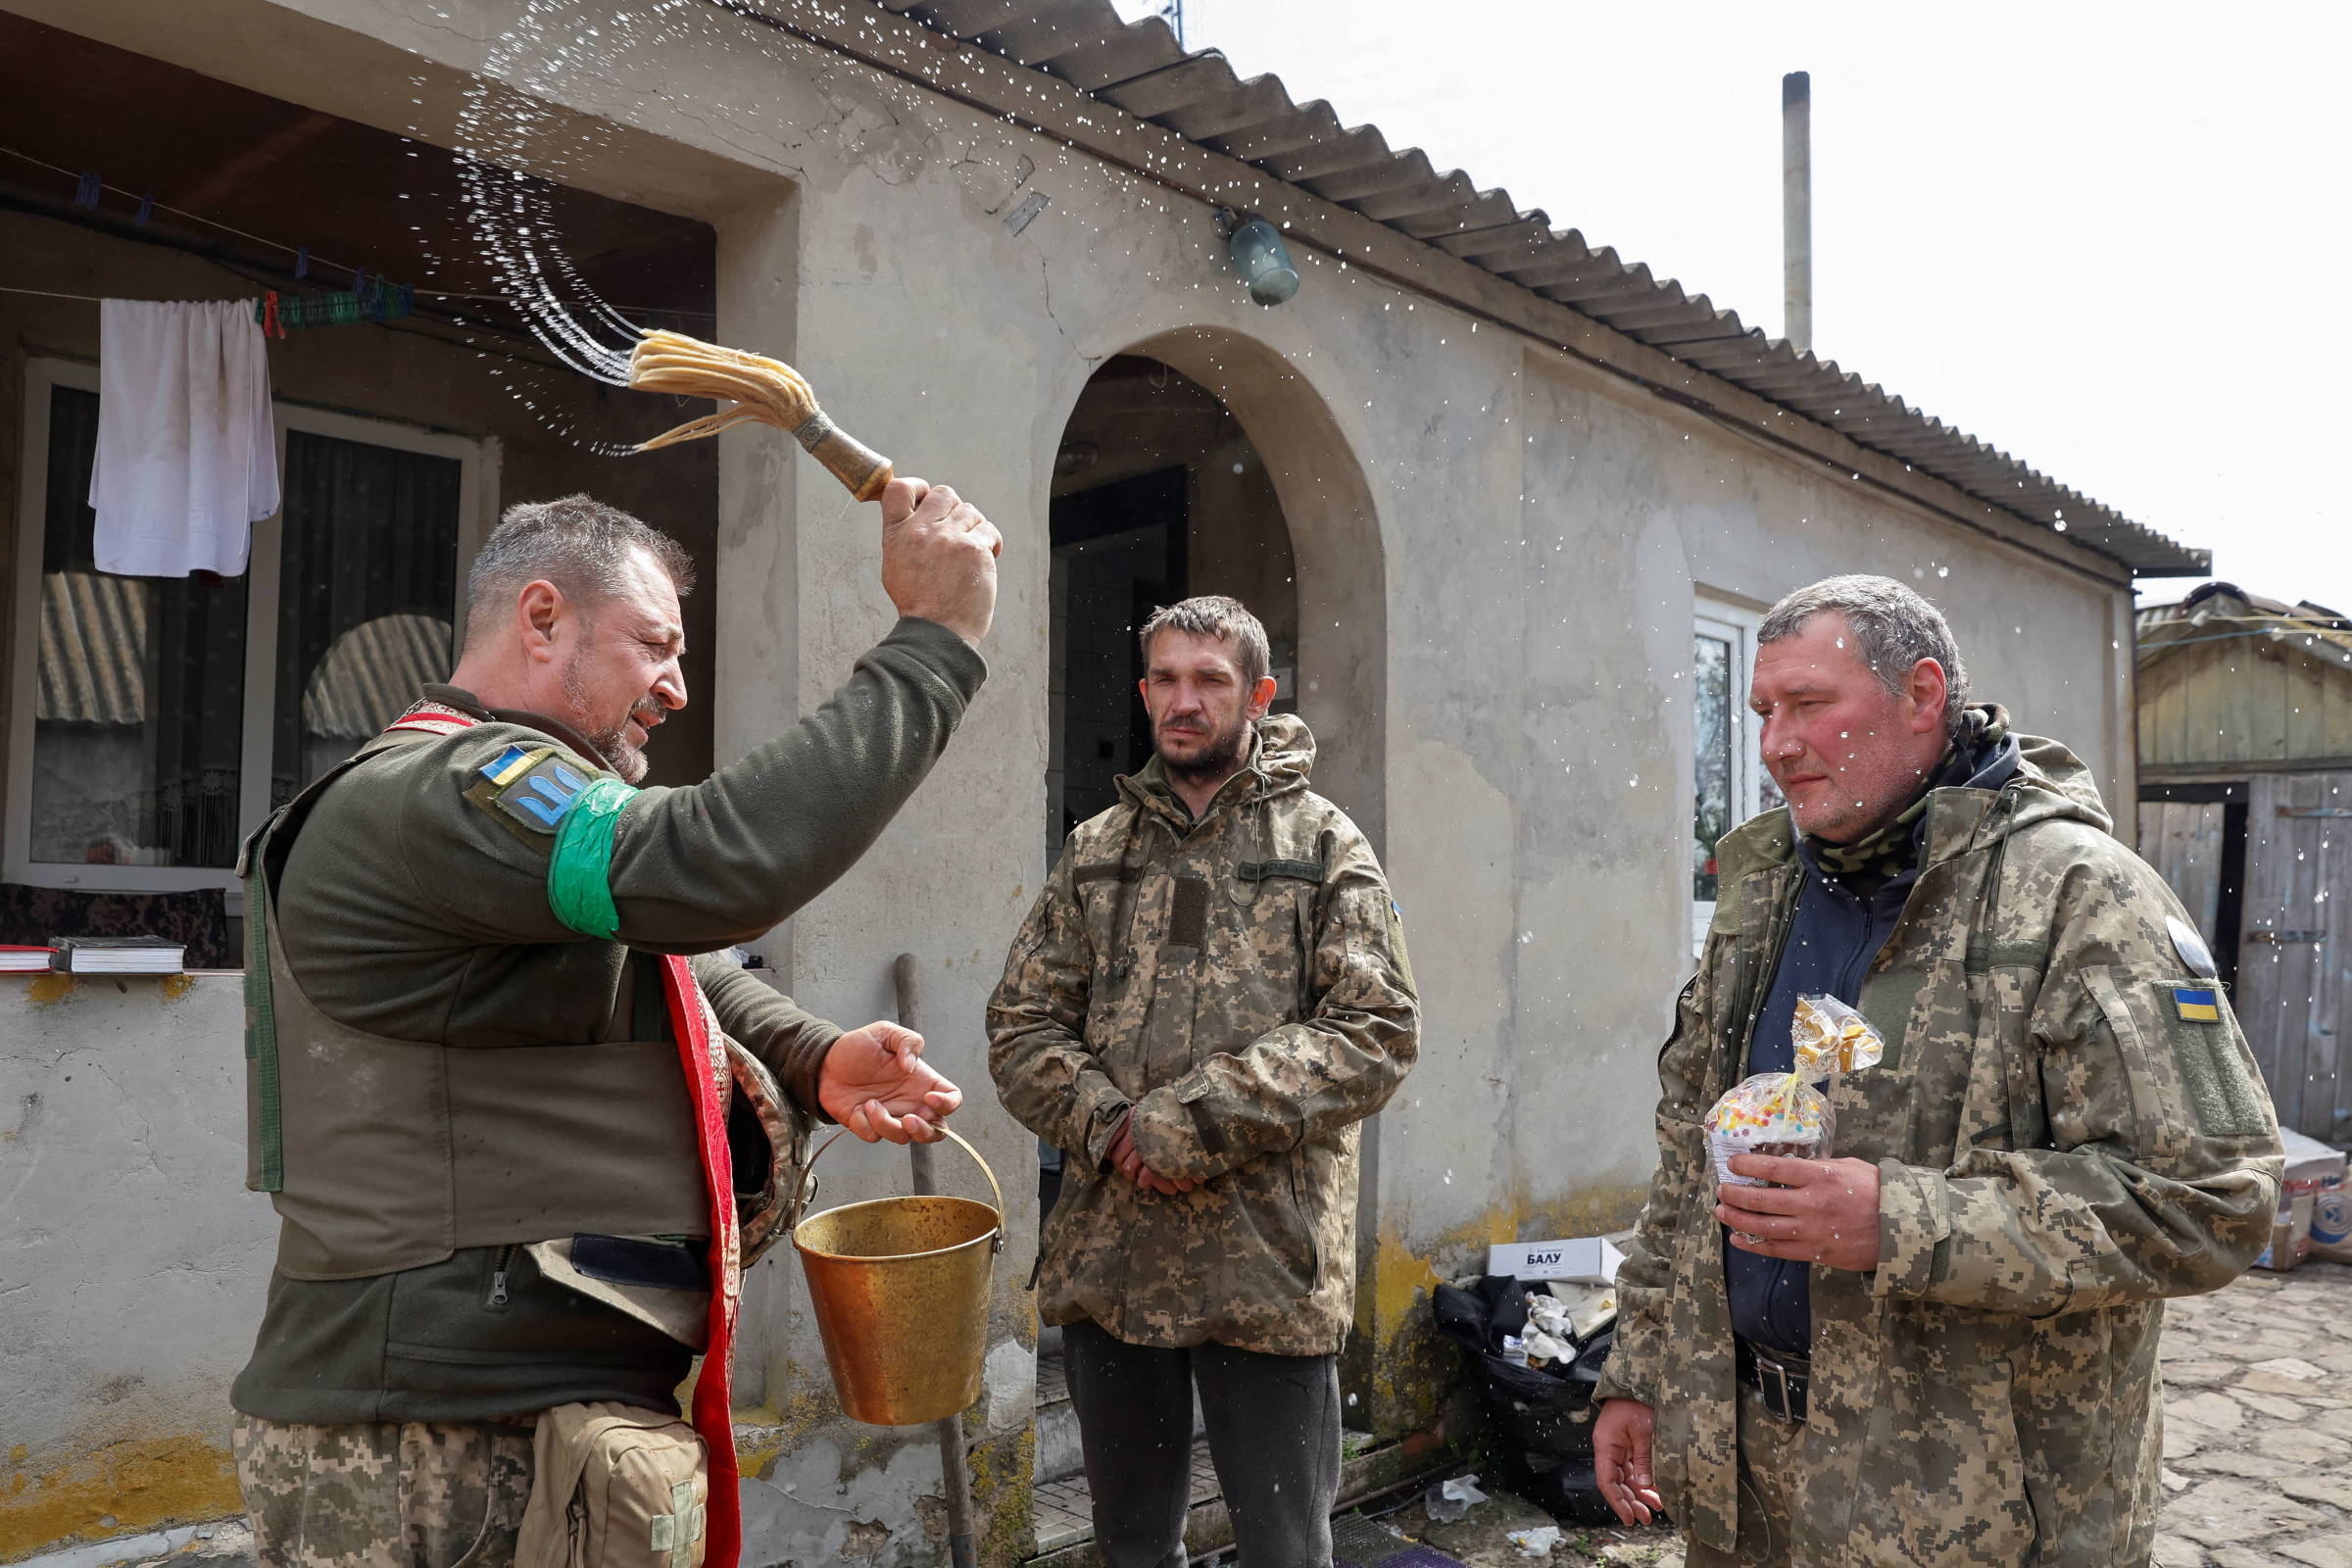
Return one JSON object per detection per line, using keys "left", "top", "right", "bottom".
{"left": 1219, "top": 210, "right": 1299, "bottom": 306}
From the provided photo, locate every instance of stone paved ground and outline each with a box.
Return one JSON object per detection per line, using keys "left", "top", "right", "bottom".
{"left": 2148, "top": 1258, "right": 2352, "bottom": 1567}
{"left": 1414, "top": 1261, "right": 2352, "bottom": 1568}
{"left": 82, "top": 1265, "right": 2352, "bottom": 1568}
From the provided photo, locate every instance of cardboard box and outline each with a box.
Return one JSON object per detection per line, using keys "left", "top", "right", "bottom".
{"left": 2255, "top": 1192, "right": 2316, "bottom": 1272}
{"left": 2279, "top": 1128, "right": 2344, "bottom": 1185}
{"left": 2311, "top": 1176, "right": 2351, "bottom": 1264}
{"left": 1488, "top": 1236, "right": 1626, "bottom": 1285}
{"left": 2254, "top": 1130, "right": 2346, "bottom": 1271}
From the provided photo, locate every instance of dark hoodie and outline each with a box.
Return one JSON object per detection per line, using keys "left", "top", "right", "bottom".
{"left": 1725, "top": 707, "right": 2024, "bottom": 1354}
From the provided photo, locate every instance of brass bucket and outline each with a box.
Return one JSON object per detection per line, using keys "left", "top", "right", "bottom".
{"left": 791, "top": 1124, "right": 1004, "bottom": 1427}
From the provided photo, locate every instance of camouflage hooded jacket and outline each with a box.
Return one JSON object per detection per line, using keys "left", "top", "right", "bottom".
{"left": 988, "top": 713, "right": 1419, "bottom": 1355}
{"left": 1594, "top": 730, "right": 2282, "bottom": 1568}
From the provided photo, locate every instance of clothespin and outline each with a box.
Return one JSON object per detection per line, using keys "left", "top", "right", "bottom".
{"left": 74, "top": 172, "right": 102, "bottom": 209}
{"left": 135, "top": 193, "right": 154, "bottom": 226}
{"left": 261, "top": 291, "right": 284, "bottom": 340}
{"left": 294, "top": 246, "right": 310, "bottom": 280}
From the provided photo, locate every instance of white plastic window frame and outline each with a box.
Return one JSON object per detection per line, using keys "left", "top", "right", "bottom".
{"left": 4, "top": 356, "right": 484, "bottom": 896}
{"left": 1691, "top": 601, "right": 1768, "bottom": 956}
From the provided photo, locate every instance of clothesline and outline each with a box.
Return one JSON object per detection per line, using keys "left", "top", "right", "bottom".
{"left": 2, "top": 142, "right": 371, "bottom": 286}
{"left": 0, "top": 280, "right": 695, "bottom": 318}
{"left": 0, "top": 281, "right": 412, "bottom": 321}
{"left": 0, "top": 284, "right": 629, "bottom": 379}
{"left": 0, "top": 284, "right": 103, "bottom": 302}
{"left": 0, "top": 143, "right": 711, "bottom": 317}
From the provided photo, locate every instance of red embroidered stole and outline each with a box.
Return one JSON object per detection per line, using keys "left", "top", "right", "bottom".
{"left": 661, "top": 954, "right": 743, "bottom": 1568}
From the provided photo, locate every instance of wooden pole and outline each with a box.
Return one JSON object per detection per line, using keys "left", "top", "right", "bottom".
{"left": 894, "top": 953, "right": 980, "bottom": 1568}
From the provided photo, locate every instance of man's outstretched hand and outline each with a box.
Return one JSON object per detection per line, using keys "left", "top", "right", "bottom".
{"left": 1107, "top": 1110, "right": 1196, "bottom": 1196}
{"left": 818, "top": 1022, "right": 961, "bottom": 1144}
{"left": 1592, "top": 1397, "right": 1664, "bottom": 1526}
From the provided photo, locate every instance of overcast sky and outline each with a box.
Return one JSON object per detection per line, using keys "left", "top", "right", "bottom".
{"left": 1113, "top": 0, "right": 2351, "bottom": 612}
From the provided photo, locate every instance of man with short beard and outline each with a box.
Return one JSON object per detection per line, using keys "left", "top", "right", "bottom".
{"left": 989, "top": 595, "right": 1419, "bottom": 1568}
{"left": 229, "top": 485, "right": 1000, "bottom": 1568}
{"left": 1591, "top": 575, "right": 2280, "bottom": 1567}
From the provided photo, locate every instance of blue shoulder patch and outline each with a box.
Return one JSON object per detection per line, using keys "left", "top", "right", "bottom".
{"left": 484, "top": 750, "right": 594, "bottom": 834}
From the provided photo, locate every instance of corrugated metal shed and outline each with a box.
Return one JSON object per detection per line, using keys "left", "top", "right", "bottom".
{"left": 2136, "top": 578, "right": 2352, "bottom": 774}
{"left": 874, "top": 0, "right": 2205, "bottom": 576}
{"left": 2138, "top": 582, "right": 2352, "bottom": 680}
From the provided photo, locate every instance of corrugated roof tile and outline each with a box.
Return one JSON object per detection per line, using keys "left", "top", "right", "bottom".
{"left": 893, "top": 0, "right": 2202, "bottom": 573}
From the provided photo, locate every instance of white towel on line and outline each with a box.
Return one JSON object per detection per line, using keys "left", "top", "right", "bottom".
{"left": 90, "top": 298, "right": 280, "bottom": 577}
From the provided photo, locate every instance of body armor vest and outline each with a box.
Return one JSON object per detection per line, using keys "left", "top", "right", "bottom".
{"left": 239, "top": 730, "right": 802, "bottom": 1282}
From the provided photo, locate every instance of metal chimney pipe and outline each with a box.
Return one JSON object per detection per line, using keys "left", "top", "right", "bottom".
{"left": 1783, "top": 70, "right": 1812, "bottom": 355}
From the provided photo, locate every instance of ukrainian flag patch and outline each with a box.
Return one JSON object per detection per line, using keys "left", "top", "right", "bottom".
{"left": 2174, "top": 986, "right": 2222, "bottom": 1023}
{"left": 477, "top": 744, "right": 536, "bottom": 787}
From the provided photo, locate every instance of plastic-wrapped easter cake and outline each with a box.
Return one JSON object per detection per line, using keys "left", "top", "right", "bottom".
{"left": 1704, "top": 994, "right": 1885, "bottom": 1188}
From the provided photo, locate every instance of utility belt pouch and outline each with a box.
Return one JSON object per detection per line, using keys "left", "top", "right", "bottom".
{"left": 515, "top": 1401, "right": 710, "bottom": 1568}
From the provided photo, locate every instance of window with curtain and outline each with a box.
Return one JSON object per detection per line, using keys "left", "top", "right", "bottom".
{"left": 272, "top": 429, "right": 461, "bottom": 800}
{"left": 28, "top": 385, "right": 249, "bottom": 870}
{"left": 9, "top": 359, "right": 476, "bottom": 899}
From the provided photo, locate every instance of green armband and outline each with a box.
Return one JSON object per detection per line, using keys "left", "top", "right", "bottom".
{"left": 548, "top": 776, "right": 639, "bottom": 939}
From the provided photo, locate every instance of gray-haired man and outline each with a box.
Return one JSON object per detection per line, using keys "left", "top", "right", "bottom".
{"left": 990, "top": 595, "right": 1419, "bottom": 1568}
{"left": 231, "top": 483, "right": 999, "bottom": 1568}
{"left": 1592, "top": 575, "right": 2280, "bottom": 1566}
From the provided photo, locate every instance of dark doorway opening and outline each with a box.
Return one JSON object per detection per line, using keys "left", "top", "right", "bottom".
{"left": 1044, "top": 355, "right": 1298, "bottom": 861}
{"left": 2138, "top": 779, "right": 2250, "bottom": 990}
{"left": 1049, "top": 466, "right": 1188, "bottom": 844}
{"left": 1032, "top": 353, "right": 1300, "bottom": 1245}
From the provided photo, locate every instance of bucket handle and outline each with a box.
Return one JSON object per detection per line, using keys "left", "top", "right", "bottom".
{"left": 793, "top": 1123, "right": 1005, "bottom": 1254}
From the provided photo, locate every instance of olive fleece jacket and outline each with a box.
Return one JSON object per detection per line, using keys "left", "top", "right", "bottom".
{"left": 231, "top": 617, "right": 985, "bottom": 1422}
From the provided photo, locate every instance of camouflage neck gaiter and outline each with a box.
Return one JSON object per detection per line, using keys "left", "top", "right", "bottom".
{"left": 1806, "top": 707, "right": 2010, "bottom": 885}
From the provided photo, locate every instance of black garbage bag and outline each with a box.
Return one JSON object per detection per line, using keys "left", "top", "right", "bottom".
{"left": 1485, "top": 1325, "right": 1611, "bottom": 1461}
{"left": 1431, "top": 1275, "right": 1528, "bottom": 1352}
{"left": 1431, "top": 1277, "right": 1622, "bottom": 1522}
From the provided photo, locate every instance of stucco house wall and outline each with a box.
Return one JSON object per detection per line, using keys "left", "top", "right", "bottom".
{"left": 1, "top": 2, "right": 2147, "bottom": 1564}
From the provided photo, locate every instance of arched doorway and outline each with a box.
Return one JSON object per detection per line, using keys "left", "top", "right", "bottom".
{"left": 1029, "top": 336, "right": 1390, "bottom": 1509}
{"left": 1045, "top": 330, "right": 1387, "bottom": 857}
{"left": 1046, "top": 355, "right": 1301, "bottom": 855}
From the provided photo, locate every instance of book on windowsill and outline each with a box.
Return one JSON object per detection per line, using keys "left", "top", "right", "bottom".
{"left": 49, "top": 936, "right": 186, "bottom": 975}
{"left": 0, "top": 945, "right": 58, "bottom": 973}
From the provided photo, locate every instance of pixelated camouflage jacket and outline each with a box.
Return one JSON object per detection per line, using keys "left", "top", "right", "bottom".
{"left": 988, "top": 713, "right": 1419, "bottom": 1355}
{"left": 1594, "top": 729, "right": 2282, "bottom": 1568}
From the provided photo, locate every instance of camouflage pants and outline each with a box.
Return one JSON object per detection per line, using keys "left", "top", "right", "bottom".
{"left": 1682, "top": 1382, "right": 1802, "bottom": 1568}
{"left": 234, "top": 1415, "right": 537, "bottom": 1568}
